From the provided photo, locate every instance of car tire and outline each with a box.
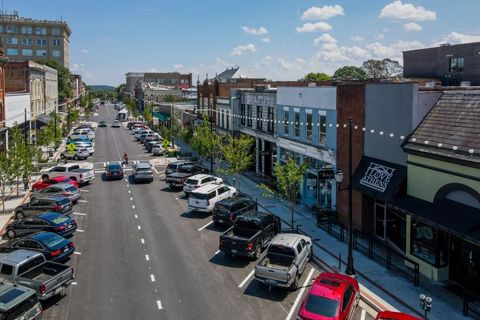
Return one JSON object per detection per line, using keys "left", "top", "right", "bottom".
{"left": 309, "top": 247, "right": 313, "bottom": 262}
{"left": 74, "top": 155, "right": 79, "bottom": 160}
{"left": 6, "top": 229, "right": 16, "bottom": 239}
{"left": 15, "top": 211, "right": 25, "bottom": 220}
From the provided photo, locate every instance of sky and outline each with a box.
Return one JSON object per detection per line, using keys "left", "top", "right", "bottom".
{"left": 7, "top": 0, "right": 480, "bottom": 86}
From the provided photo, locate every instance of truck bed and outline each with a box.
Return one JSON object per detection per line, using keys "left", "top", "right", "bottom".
{"left": 258, "top": 256, "right": 293, "bottom": 271}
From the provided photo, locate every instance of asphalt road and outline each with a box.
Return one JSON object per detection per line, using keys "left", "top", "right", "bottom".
{"left": 42, "top": 103, "right": 375, "bottom": 320}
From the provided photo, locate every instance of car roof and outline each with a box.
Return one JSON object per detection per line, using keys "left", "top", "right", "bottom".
{"left": 188, "top": 174, "right": 212, "bottom": 180}
{"left": 46, "top": 182, "right": 72, "bottom": 189}
{"left": 194, "top": 183, "right": 228, "bottom": 193}
{"left": 376, "top": 311, "right": 421, "bottom": 320}
{"left": 237, "top": 211, "right": 270, "bottom": 221}
{"left": 0, "top": 282, "right": 36, "bottom": 308}
{"left": 270, "top": 233, "right": 309, "bottom": 247}
{"left": 217, "top": 195, "right": 252, "bottom": 206}
{"left": 42, "top": 195, "right": 69, "bottom": 201}
{"left": 51, "top": 176, "right": 68, "bottom": 181}
{"left": 37, "top": 211, "right": 63, "bottom": 220}
{"left": 107, "top": 162, "right": 122, "bottom": 168}
{"left": 30, "top": 231, "right": 59, "bottom": 242}
{"left": 0, "top": 249, "right": 42, "bottom": 264}
{"left": 136, "top": 162, "right": 151, "bottom": 169}
{"left": 310, "top": 273, "right": 353, "bottom": 300}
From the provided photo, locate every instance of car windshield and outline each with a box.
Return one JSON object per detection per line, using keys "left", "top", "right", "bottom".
{"left": 108, "top": 164, "right": 122, "bottom": 170}
{"left": 304, "top": 294, "right": 339, "bottom": 318}
{"left": 66, "top": 186, "right": 77, "bottom": 192}
{"left": 51, "top": 215, "right": 69, "bottom": 224}
{"left": 1, "top": 291, "right": 38, "bottom": 320}
{"left": 215, "top": 204, "right": 230, "bottom": 213}
{"left": 185, "top": 179, "right": 198, "bottom": 185}
{"left": 190, "top": 192, "right": 210, "bottom": 200}
{"left": 57, "top": 198, "right": 70, "bottom": 206}
{"left": 41, "top": 233, "right": 65, "bottom": 248}
{"left": 137, "top": 167, "right": 151, "bottom": 172}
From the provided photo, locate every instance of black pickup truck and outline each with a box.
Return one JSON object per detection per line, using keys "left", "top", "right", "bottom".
{"left": 219, "top": 211, "right": 281, "bottom": 260}
{"left": 165, "top": 164, "right": 206, "bottom": 188}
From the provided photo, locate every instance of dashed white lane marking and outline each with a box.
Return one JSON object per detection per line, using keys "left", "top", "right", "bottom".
{"left": 145, "top": 254, "right": 150, "bottom": 261}
{"left": 132, "top": 205, "right": 136, "bottom": 209}
{"left": 80, "top": 190, "right": 89, "bottom": 193}
{"left": 285, "top": 268, "right": 315, "bottom": 320}
{"left": 73, "top": 212, "right": 86, "bottom": 216}
{"left": 215, "top": 250, "right": 221, "bottom": 255}
{"left": 72, "top": 282, "right": 78, "bottom": 285}
{"left": 175, "top": 194, "right": 185, "bottom": 200}
{"left": 238, "top": 269, "right": 255, "bottom": 288}
{"left": 130, "top": 197, "right": 133, "bottom": 201}
{"left": 150, "top": 274, "right": 156, "bottom": 282}
{"left": 77, "top": 200, "right": 88, "bottom": 203}
{"left": 141, "top": 238, "right": 145, "bottom": 244}
{"left": 153, "top": 167, "right": 159, "bottom": 174}
{"left": 156, "top": 300, "right": 163, "bottom": 310}
{"left": 127, "top": 184, "right": 130, "bottom": 187}
{"left": 77, "top": 229, "right": 85, "bottom": 232}
{"left": 74, "top": 251, "right": 82, "bottom": 255}
{"left": 103, "top": 162, "right": 106, "bottom": 166}
{"left": 134, "top": 214, "right": 138, "bottom": 219}
{"left": 125, "top": 179, "right": 128, "bottom": 182}
{"left": 198, "top": 221, "right": 213, "bottom": 231}
{"left": 128, "top": 190, "right": 131, "bottom": 194}
{"left": 360, "top": 309, "right": 366, "bottom": 320}
{"left": 137, "top": 225, "right": 141, "bottom": 230}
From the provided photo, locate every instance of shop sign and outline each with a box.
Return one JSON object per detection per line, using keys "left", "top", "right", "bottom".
{"left": 360, "top": 162, "right": 395, "bottom": 192}
{"left": 318, "top": 169, "right": 334, "bottom": 180}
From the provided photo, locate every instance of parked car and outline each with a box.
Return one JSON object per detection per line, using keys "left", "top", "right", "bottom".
{"left": 41, "top": 163, "right": 95, "bottom": 185}
{"left": 71, "top": 141, "right": 94, "bottom": 155}
{"left": 0, "top": 281, "right": 42, "bottom": 319}
{"left": 132, "top": 162, "right": 154, "bottom": 183}
{"left": 70, "top": 128, "right": 94, "bottom": 141}
{"left": 30, "top": 183, "right": 80, "bottom": 204}
{"left": 60, "top": 147, "right": 90, "bottom": 160}
{"left": 135, "top": 129, "right": 152, "bottom": 141}
{"left": 212, "top": 195, "right": 257, "bottom": 226}
{"left": 99, "top": 120, "right": 107, "bottom": 127}
{"left": 166, "top": 164, "right": 207, "bottom": 189}
{"left": 0, "top": 232, "right": 75, "bottom": 262}
{"left": 188, "top": 184, "right": 237, "bottom": 213}
{"left": 133, "top": 126, "right": 149, "bottom": 135}
{"left": 14, "top": 196, "right": 73, "bottom": 219}
{"left": 105, "top": 162, "right": 124, "bottom": 180}
{"left": 6, "top": 212, "right": 77, "bottom": 239}
{"left": 375, "top": 312, "right": 421, "bottom": 320}
{"left": 297, "top": 272, "right": 360, "bottom": 320}
{"left": 145, "top": 140, "right": 160, "bottom": 152}
{"left": 165, "top": 160, "right": 193, "bottom": 175}
{"left": 31, "top": 176, "right": 78, "bottom": 191}
{"left": 152, "top": 144, "right": 165, "bottom": 156}
{"left": 254, "top": 233, "right": 312, "bottom": 289}
{"left": 127, "top": 121, "right": 144, "bottom": 130}
{"left": 111, "top": 120, "right": 121, "bottom": 128}
{"left": 0, "top": 250, "right": 74, "bottom": 301}
{"left": 184, "top": 174, "right": 222, "bottom": 195}
{"left": 219, "top": 211, "right": 281, "bottom": 260}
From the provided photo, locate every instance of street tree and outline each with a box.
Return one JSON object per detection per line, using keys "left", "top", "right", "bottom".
{"left": 362, "top": 59, "right": 403, "bottom": 79}
{"left": 191, "top": 116, "right": 222, "bottom": 173}
{"left": 304, "top": 72, "right": 331, "bottom": 81}
{"left": 179, "top": 127, "right": 193, "bottom": 154}
{"left": 333, "top": 66, "right": 368, "bottom": 80}
{"left": 261, "top": 158, "right": 307, "bottom": 227}
{"left": 221, "top": 135, "right": 254, "bottom": 190}
{"left": 8, "top": 127, "right": 26, "bottom": 195}
{"left": 0, "top": 151, "right": 16, "bottom": 214}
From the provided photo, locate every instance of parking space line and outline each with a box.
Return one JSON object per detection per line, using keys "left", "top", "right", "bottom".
{"left": 215, "top": 250, "right": 220, "bottom": 255}
{"left": 134, "top": 214, "right": 138, "bottom": 219}
{"left": 145, "top": 254, "right": 150, "bottom": 261}
{"left": 153, "top": 167, "right": 159, "bottom": 174}
{"left": 130, "top": 197, "right": 133, "bottom": 201}
{"left": 132, "top": 205, "right": 136, "bottom": 209}
{"left": 137, "top": 225, "right": 141, "bottom": 230}
{"left": 150, "top": 274, "right": 156, "bottom": 282}
{"left": 77, "top": 229, "right": 85, "bottom": 232}
{"left": 74, "top": 251, "right": 82, "bottom": 255}
{"left": 238, "top": 269, "right": 255, "bottom": 288}
{"left": 72, "top": 282, "right": 78, "bottom": 285}
{"left": 285, "top": 268, "right": 315, "bottom": 320}
{"left": 128, "top": 190, "right": 131, "bottom": 194}
{"left": 77, "top": 200, "right": 88, "bottom": 203}
{"left": 360, "top": 309, "right": 366, "bottom": 320}
{"left": 198, "top": 221, "right": 213, "bottom": 231}
{"left": 73, "top": 212, "right": 86, "bottom": 216}
{"left": 80, "top": 190, "right": 89, "bottom": 193}
{"left": 141, "top": 238, "right": 145, "bottom": 244}
{"left": 156, "top": 300, "right": 163, "bottom": 310}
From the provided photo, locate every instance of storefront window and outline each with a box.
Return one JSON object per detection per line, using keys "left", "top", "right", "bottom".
{"left": 319, "top": 180, "right": 332, "bottom": 209}
{"left": 410, "top": 219, "right": 448, "bottom": 267}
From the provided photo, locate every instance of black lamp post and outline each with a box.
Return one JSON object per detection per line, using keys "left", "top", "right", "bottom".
{"left": 335, "top": 116, "right": 355, "bottom": 276}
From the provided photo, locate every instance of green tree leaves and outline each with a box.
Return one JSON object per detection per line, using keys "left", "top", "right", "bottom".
{"left": 304, "top": 72, "right": 332, "bottom": 81}
{"left": 220, "top": 135, "right": 254, "bottom": 190}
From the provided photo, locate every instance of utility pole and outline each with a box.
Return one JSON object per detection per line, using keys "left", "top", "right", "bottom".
{"left": 24, "top": 108, "right": 27, "bottom": 145}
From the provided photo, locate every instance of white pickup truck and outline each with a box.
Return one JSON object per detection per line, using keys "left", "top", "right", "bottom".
{"left": 41, "top": 163, "right": 94, "bottom": 185}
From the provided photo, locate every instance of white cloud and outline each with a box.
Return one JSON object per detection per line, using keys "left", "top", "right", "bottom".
{"left": 313, "top": 33, "right": 337, "bottom": 46}
{"left": 254, "top": 56, "right": 274, "bottom": 69}
{"left": 230, "top": 44, "right": 256, "bottom": 56}
{"left": 150, "top": 68, "right": 158, "bottom": 72}
{"left": 278, "top": 58, "right": 306, "bottom": 71}
{"left": 380, "top": 1, "right": 436, "bottom": 21}
{"left": 70, "top": 62, "right": 94, "bottom": 79}
{"left": 80, "top": 49, "right": 89, "bottom": 54}
{"left": 296, "top": 22, "right": 332, "bottom": 33}
{"left": 314, "top": 34, "right": 369, "bottom": 62}
{"left": 404, "top": 22, "right": 422, "bottom": 32}
{"left": 242, "top": 26, "right": 268, "bottom": 35}
{"left": 301, "top": 5, "right": 345, "bottom": 20}
{"left": 173, "top": 64, "right": 183, "bottom": 69}
{"left": 366, "top": 40, "right": 424, "bottom": 59}
{"left": 351, "top": 35, "right": 365, "bottom": 42}
{"left": 433, "top": 32, "right": 480, "bottom": 45}
{"left": 374, "top": 33, "right": 385, "bottom": 40}
{"left": 261, "top": 38, "right": 270, "bottom": 43}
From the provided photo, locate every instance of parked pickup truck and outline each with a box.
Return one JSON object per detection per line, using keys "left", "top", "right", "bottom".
{"left": 41, "top": 163, "right": 94, "bottom": 185}
{"left": 254, "top": 233, "right": 313, "bottom": 289}
{"left": 165, "top": 164, "right": 205, "bottom": 188}
{"left": 0, "top": 281, "right": 42, "bottom": 320}
{"left": 0, "top": 250, "right": 74, "bottom": 301}
{"left": 219, "top": 211, "right": 281, "bottom": 260}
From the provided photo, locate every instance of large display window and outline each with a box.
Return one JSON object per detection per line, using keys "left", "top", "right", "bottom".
{"left": 410, "top": 219, "right": 448, "bottom": 267}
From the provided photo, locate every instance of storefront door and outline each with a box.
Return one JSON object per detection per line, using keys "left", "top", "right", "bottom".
{"left": 374, "top": 201, "right": 386, "bottom": 240}
{"left": 450, "top": 237, "right": 480, "bottom": 291}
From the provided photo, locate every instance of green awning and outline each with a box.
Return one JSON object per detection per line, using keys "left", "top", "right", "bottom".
{"left": 153, "top": 112, "right": 171, "bottom": 121}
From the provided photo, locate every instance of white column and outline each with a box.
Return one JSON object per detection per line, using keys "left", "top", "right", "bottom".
{"left": 261, "top": 139, "right": 265, "bottom": 174}
{"left": 255, "top": 137, "right": 260, "bottom": 174}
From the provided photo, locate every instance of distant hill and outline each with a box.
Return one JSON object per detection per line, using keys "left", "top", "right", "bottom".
{"left": 90, "top": 85, "right": 116, "bottom": 92}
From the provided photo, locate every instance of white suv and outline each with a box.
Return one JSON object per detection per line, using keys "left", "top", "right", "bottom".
{"left": 188, "top": 184, "right": 237, "bottom": 213}
{"left": 183, "top": 174, "right": 223, "bottom": 194}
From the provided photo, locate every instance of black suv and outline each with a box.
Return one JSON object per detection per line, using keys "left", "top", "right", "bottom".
{"left": 165, "top": 161, "right": 193, "bottom": 175}
{"left": 212, "top": 195, "right": 257, "bottom": 226}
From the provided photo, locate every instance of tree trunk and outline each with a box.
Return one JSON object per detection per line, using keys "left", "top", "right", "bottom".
{"left": 16, "top": 177, "right": 19, "bottom": 196}
{"left": 290, "top": 203, "right": 295, "bottom": 228}
{"left": 236, "top": 173, "right": 240, "bottom": 191}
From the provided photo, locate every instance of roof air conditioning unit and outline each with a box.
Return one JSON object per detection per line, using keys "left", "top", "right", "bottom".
{"left": 308, "top": 82, "right": 316, "bottom": 87}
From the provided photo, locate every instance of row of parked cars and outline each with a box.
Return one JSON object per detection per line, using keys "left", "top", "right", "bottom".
{"left": 0, "top": 157, "right": 95, "bottom": 318}
{"left": 61, "top": 124, "right": 96, "bottom": 161}
{"left": 127, "top": 121, "right": 166, "bottom": 156}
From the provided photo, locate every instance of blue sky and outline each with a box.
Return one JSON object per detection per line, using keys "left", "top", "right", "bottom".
{"left": 8, "top": 0, "right": 480, "bottom": 85}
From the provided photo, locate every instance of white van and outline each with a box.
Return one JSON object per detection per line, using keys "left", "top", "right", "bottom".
{"left": 188, "top": 183, "right": 237, "bottom": 213}
{"left": 70, "top": 128, "right": 94, "bottom": 141}
{"left": 183, "top": 174, "right": 223, "bottom": 194}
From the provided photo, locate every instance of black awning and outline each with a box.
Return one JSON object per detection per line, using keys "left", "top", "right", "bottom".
{"left": 352, "top": 156, "right": 406, "bottom": 202}
{"left": 389, "top": 196, "right": 480, "bottom": 243}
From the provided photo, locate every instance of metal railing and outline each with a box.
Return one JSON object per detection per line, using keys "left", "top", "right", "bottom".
{"left": 463, "top": 288, "right": 480, "bottom": 317}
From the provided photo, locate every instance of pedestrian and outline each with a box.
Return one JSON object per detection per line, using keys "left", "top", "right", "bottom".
{"left": 23, "top": 176, "right": 29, "bottom": 191}
{"left": 123, "top": 152, "right": 129, "bottom": 165}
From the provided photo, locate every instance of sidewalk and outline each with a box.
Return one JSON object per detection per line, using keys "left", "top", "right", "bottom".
{"left": 176, "top": 139, "right": 472, "bottom": 319}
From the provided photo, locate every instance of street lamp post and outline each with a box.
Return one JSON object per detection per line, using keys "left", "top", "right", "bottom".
{"left": 419, "top": 294, "right": 433, "bottom": 319}
{"left": 335, "top": 116, "right": 355, "bottom": 276}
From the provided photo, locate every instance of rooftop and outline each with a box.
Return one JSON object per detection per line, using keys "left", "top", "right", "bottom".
{"left": 0, "top": 10, "right": 71, "bottom": 36}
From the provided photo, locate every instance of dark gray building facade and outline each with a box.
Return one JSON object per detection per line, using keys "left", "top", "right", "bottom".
{"left": 403, "top": 42, "right": 480, "bottom": 86}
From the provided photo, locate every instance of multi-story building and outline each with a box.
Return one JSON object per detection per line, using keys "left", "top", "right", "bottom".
{"left": 44, "top": 65, "right": 58, "bottom": 114}
{"left": 0, "top": 37, "right": 6, "bottom": 152}
{"left": 125, "top": 72, "right": 144, "bottom": 96}
{"left": 403, "top": 42, "right": 480, "bottom": 86}
{"left": 0, "top": 11, "right": 71, "bottom": 67}
{"left": 125, "top": 72, "right": 192, "bottom": 96}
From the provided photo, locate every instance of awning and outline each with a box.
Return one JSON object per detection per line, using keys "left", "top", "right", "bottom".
{"left": 389, "top": 196, "right": 480, "bottom": 243}
{"left": 153, "top": 112, "right": 170, "bottom": 121}
{"left": 352, "top": 156, "right": 406, "bottom": 202}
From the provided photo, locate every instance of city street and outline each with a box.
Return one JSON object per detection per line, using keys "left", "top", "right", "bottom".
{"left": 43, "top": 103, "right": 374, "bottom": 320}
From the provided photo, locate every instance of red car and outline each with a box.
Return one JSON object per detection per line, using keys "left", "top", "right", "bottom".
{"left": 297, "top": 272, "right": 360, "bottom": 320}
{"left": 32, "top": 176, "right": 79, "bottom": 191}
{"left": 375, "top": 311, "right": 421, "bottom": 320}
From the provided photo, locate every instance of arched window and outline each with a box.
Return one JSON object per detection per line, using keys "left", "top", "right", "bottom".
{"left": 434, "top": 183, "right": 480, "bottom": 209}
